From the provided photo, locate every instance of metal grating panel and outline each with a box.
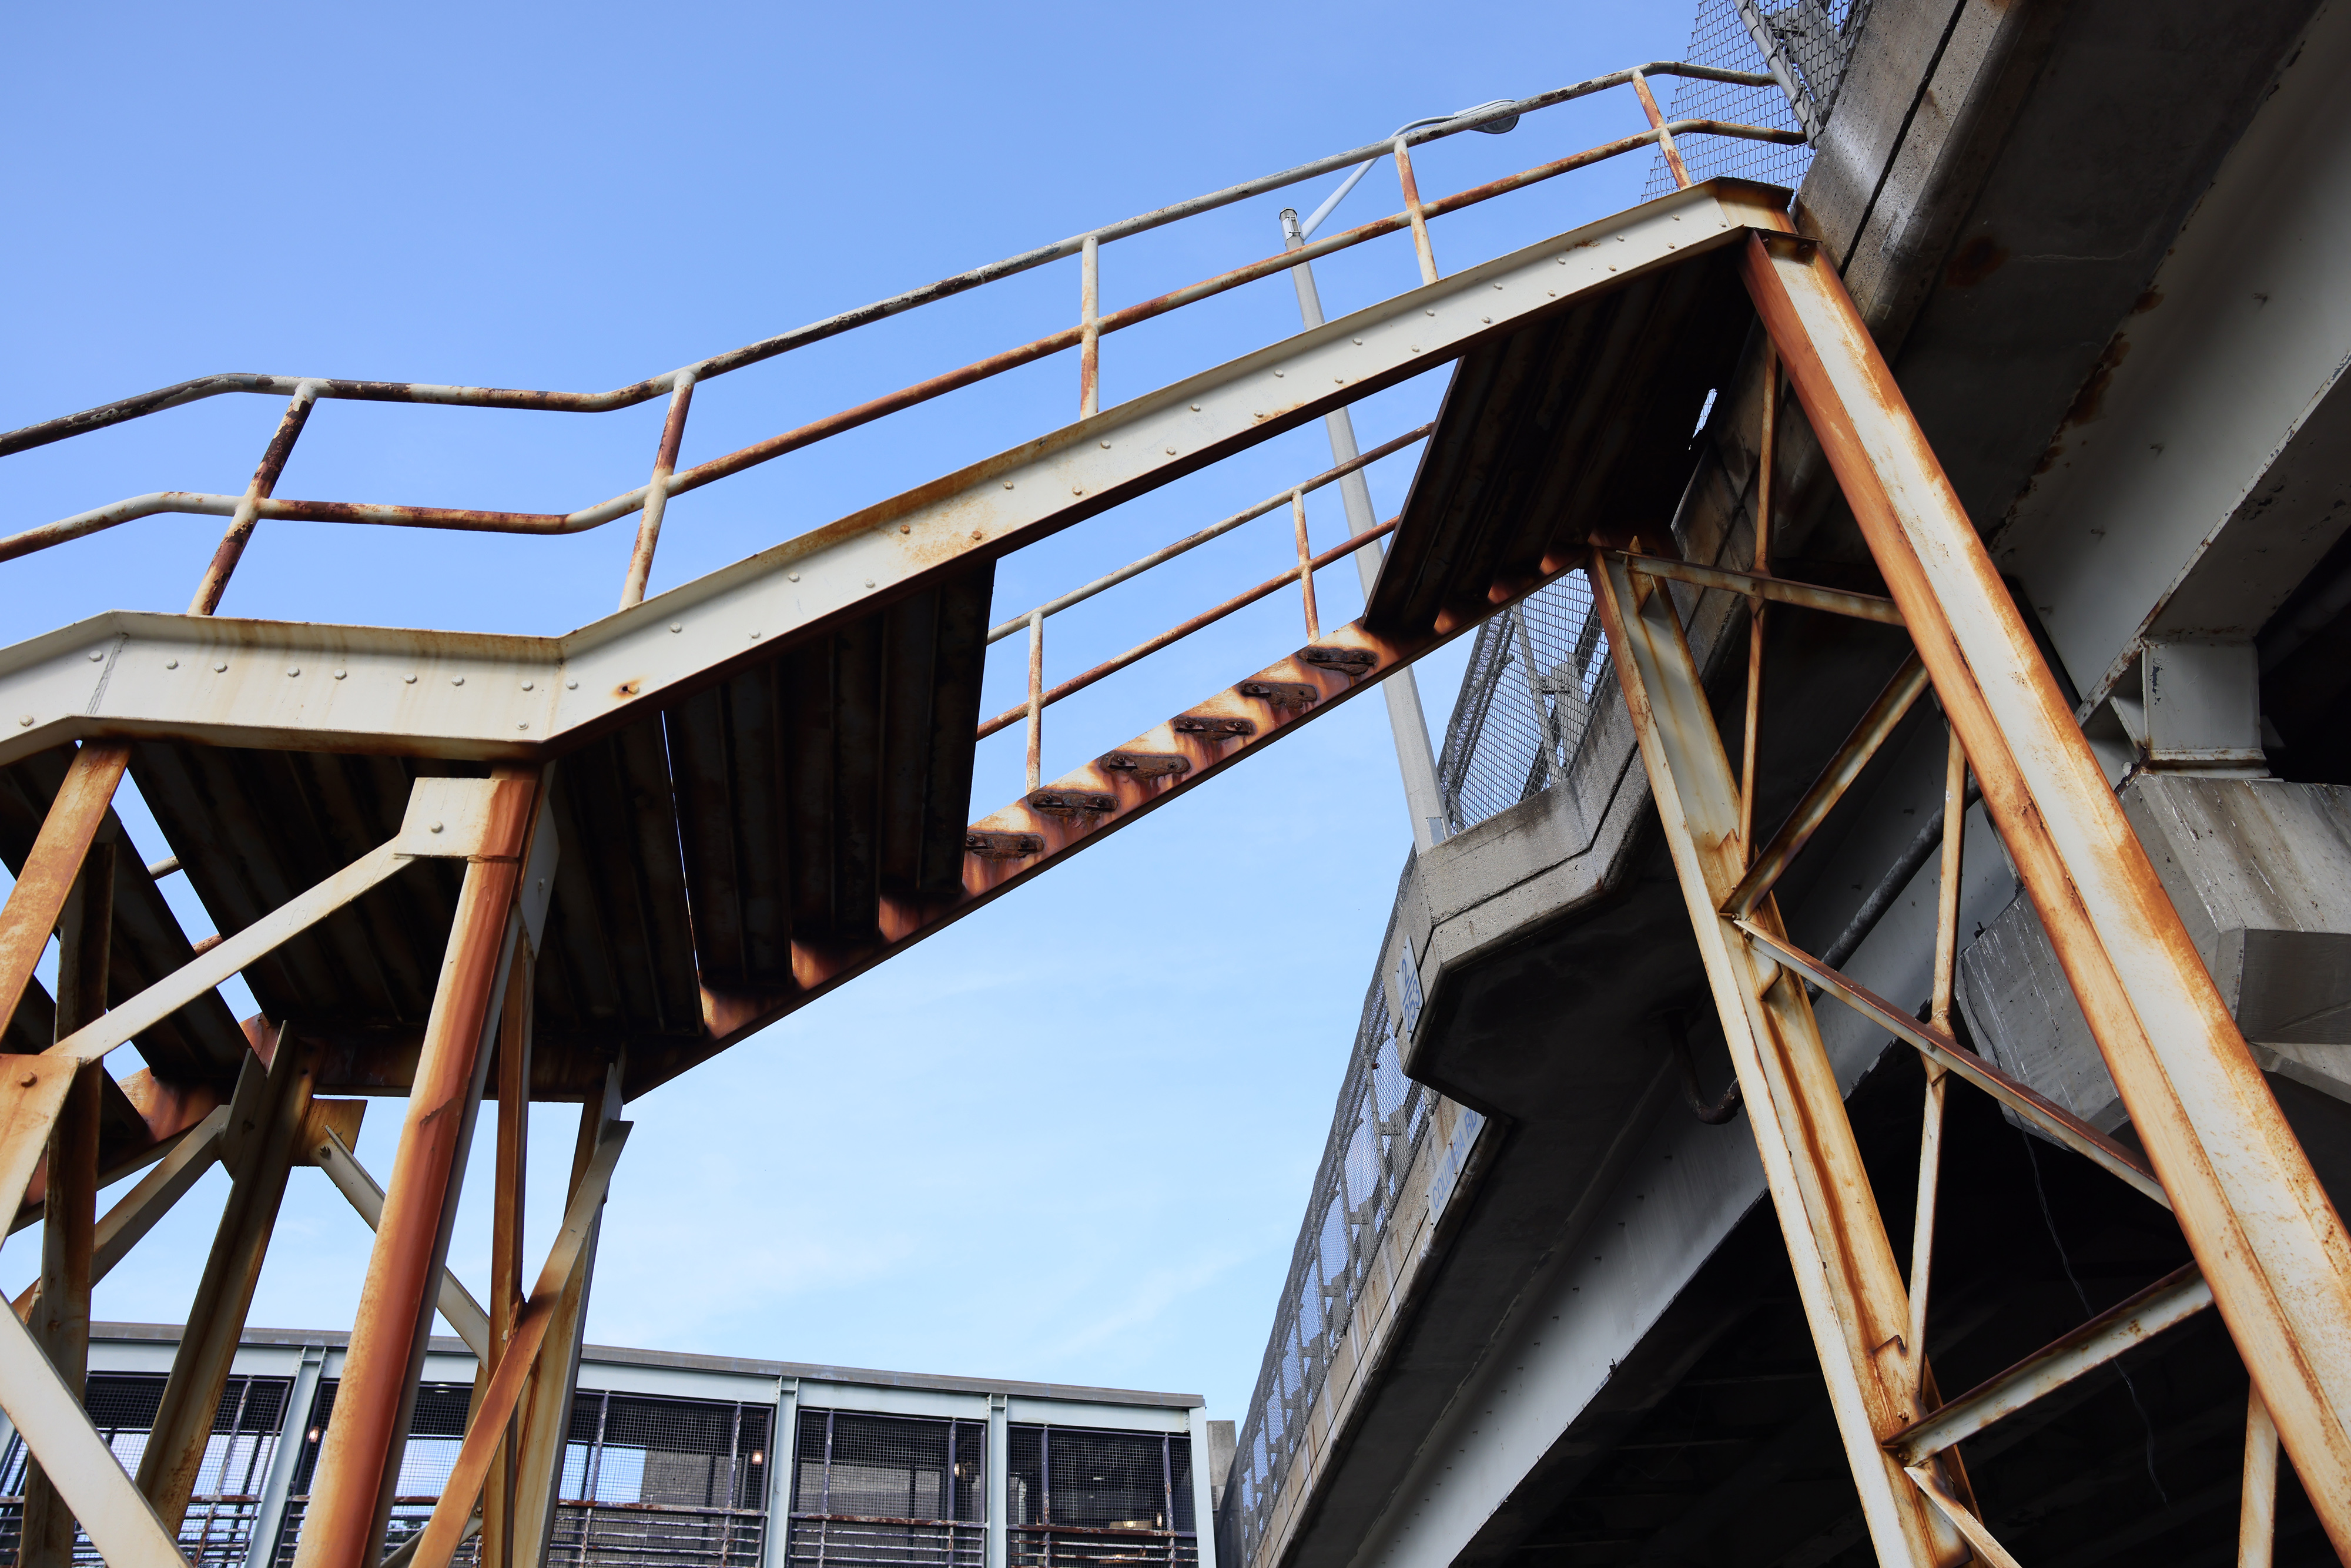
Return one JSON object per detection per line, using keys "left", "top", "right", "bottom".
{"left": 1642, "top": 0, "right": 1876, "bottom": 195}
{"left": 1434, "top": 574, "right": 1610, "bottom": 834}
{"left": 790, "top": 1409, "right": 983, "bottom": 1568}
{"left": 554, "top": 1391, "right": 772, "bottom": 1568}
{"left": 0, "top": 1372, "right": 289, "bottom": 1567}
{"left": 1006, "top": 1423, "right": 1195, "bottom": 1568}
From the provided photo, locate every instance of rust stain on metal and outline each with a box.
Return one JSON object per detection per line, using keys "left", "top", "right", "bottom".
{"left": 1173, "top": 714, "right": 1255, "bottom": 739}
{"left": 963, "top": 831, "right": 1045, "bottom": 859}
{"left": 1239, "top": 681, "right": 1318, "bottom": 709}
{"left": 1098, "top": 751, "right": 1188, "bottom": 779}
{"left": 1941, "top": 235, "right": 2010, "bottom": 289}
{"left": 1024, "top": 789, "right": 1116, "bottom": 817}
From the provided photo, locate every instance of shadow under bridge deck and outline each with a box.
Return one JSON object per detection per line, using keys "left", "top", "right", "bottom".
{"left": 0, "top": 177, "right": 1776, "bottom": 1121}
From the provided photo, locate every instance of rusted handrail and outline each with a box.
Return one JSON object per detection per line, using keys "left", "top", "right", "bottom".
{"left": 976, "top": 514, "right": 1399, "bottom": 742}
{"left": 0, "top": 63, "right": 1775, "bottom": 459}
{"left": 0, "top": 66, "right": 1793, "bottom": 607}
{"left": 983, "top": 424, "right": 1431, "bottom": 644}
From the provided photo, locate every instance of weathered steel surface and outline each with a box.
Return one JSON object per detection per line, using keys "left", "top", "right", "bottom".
{"left": 0, "top": 743, "right": 128, "bottom": 1038}
{"left": 1590, "top": 550, "right": 1965, "bottom": 1568}
{"left": 135, "top": 1032, "right": 313, "bottom": 1529}
{"left": 1739, "top": 216, "right": 2351, "bottom": 1556}
{"left": 1884, "top": 1262, "right": 2213, "bottom": 1466}
{"left": 0, "top": 182, "right": 1764, "bottom": 769}
{"left": 296, "top": 767, "right": 542, "bottom": 1568}
{"left": 0, "top": 1056, "right": 183, "bottom": 1568}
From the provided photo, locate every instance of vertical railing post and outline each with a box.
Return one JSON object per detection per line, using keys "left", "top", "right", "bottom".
{"left": 1290, "top": 491, "right": 1319, "bottom": 642}
{"left": 1079, "top": 237, "right": 1102, "bottom": 420}
{"left": 1391, "top": 140, "right": 1440, "bottom": 285}
{"left": 190, "top": 381, "right": 321, "bottom": 617}
{"left": 1025, "top": 610, "right": 1045, "bottom": 793}
{"left": 621, "top": 373, "right": 696, "bottom": 610}
{"left": 1630, "top": 71, "right": 1690, "bottom": 190}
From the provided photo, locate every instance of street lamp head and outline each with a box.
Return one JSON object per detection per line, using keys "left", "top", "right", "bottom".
{"left": 1454, "top": 99, "right": 1521, "bottom": 135}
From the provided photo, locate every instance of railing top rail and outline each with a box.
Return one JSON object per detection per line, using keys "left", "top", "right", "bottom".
{"left": 0, "top": 62, "right": 1773, "bottom": 461}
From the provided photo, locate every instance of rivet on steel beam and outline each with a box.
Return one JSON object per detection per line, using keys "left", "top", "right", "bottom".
{"left": 1003, "top": 481, "right": 1014, "bottom": 490}
{"left": 165, "top": 659, "right": 178, "bottom": 669}
{"left": 1165, "top": 447, "right": 1176, "bottom": 455}
{"left": 520, "top": 681, "right": 534, "bottom": 691}
{"left": 865, "top": 578, "right": 875, "bottom": 588}
{"left": 1425, "top": 309, "right": 1436, "bottom": 316}
{"left": 668, "top": 622, "right": 682, "bottom": 634}
{"left": 1352, "top": 337, "right": 1363, "bottom": 345}
{"left": 333, "top": 669, "right": 346, "bottom": 680}
{"left": 788, "top": 572, "right": 799, "bottom": 581}
{"left": 451, "top": 676, "right": 464, "bottom": 686}
{"left": 429, "top": 822, "right": 444, "bottom": 834}
{"left": 1274, "top": 371, "right": 1284, "bottom": 378}
{"left": 16, "top": 717, "right": 29, "bottom": 728}
{"left": 287, "top": 666, "right": 300, "bottom": 677}
{"left": 214, "top": 663, "right": 227, "bottom": 672}
{"left": 86, "top": 649, "right": 102, "bottom": 661}
{"left": 566, "top": 680, "right": 578, "bottom": 689}
{"left": 749, "top": 631, "right": 762, "bottom": 640}
{"left": 1190, "top": 403, "right": 1201, "bottom": 411}
{"left": 404, "top": 674, "right": 417, "bottom": 684}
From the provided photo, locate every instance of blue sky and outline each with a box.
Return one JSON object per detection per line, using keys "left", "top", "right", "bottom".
{"left": 1, "top": 2, "right": 1692, "bottom": 1426}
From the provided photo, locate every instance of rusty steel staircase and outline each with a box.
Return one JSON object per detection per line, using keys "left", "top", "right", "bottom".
{"left": 0, "top": 55, "right": 2346, "bottom": 1568}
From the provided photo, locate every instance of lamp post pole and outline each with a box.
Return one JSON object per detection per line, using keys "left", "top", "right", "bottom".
{"left": 1280, "top": 104, "right": 1516, "bottom": 852}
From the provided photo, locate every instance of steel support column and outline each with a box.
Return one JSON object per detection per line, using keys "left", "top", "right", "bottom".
{"left": 1590, "top": 551, "right": 1965, "bottom": 1568}
{"left": 1737, "top": 224, "right": 2351, "bottom": 1554}
{"left": 507, "top": 1060, "right": 620, "bottom": 1566}
{"left": 481, "top": 951, "right": 533, "bottom": 1568}
{"left": 138, "top": 1028, "right": 316, "bottom": 1530}
{"left": 18, "top": 839, "right": 110, "bottom": 1567}
{"left": 293, "top": 765, "right": 544, "bottom": 1568}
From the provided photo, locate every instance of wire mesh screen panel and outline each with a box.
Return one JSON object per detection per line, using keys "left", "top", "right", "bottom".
{"left": 1435, "top": 574, "right": 1609, "bottom": 834}
{"left": 1006, "top": 1424, "right": 1196, "bottom": 1568}
{"left": 0, "top": 1371, "right": 290, "bottom": 1567}
{"left": 272, "top": 1379, "right": 485, "bottom": 1568}
{"left": 1641, "top": 0, "right": 1877, "bottom": 195}
{"left": 1222, "top": 897, "right": 1441, "bottom": 1568}
{"left": 791, "top": 1408, "right": 983, "bottom": 1568}
{"left": 552, "top": 1390, "right": 773, "bottom": 1568}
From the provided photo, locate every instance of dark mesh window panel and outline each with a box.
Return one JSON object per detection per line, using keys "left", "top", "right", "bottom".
{"left": 790, "top": 1409, "right": 983, "bottom": 1568}
{"left": 550, "top": 1390, "right": 772, "bottom": 1568}
{"left": 1007, "top": 1425, "right": 1197, "bottom": 1568}
{"left": 0, "top": 1371, "right": 291, "bottom": 1568}
{"left": 273, "top": 1380, "right": 487, "bottom": 1568}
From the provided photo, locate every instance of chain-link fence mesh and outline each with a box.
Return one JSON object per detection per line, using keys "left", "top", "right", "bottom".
{"left": 1642, "top": 0, "right": 1877, "bottom": 197}
{"left": 1436, "top": 574, "right": 1612, "bottom": 833}
{"left": 0, "top": 1372, "right": 290, "bottom": 1568}
{"left": 1221, "top": 867, "right": 1449, "bottom": 1568}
